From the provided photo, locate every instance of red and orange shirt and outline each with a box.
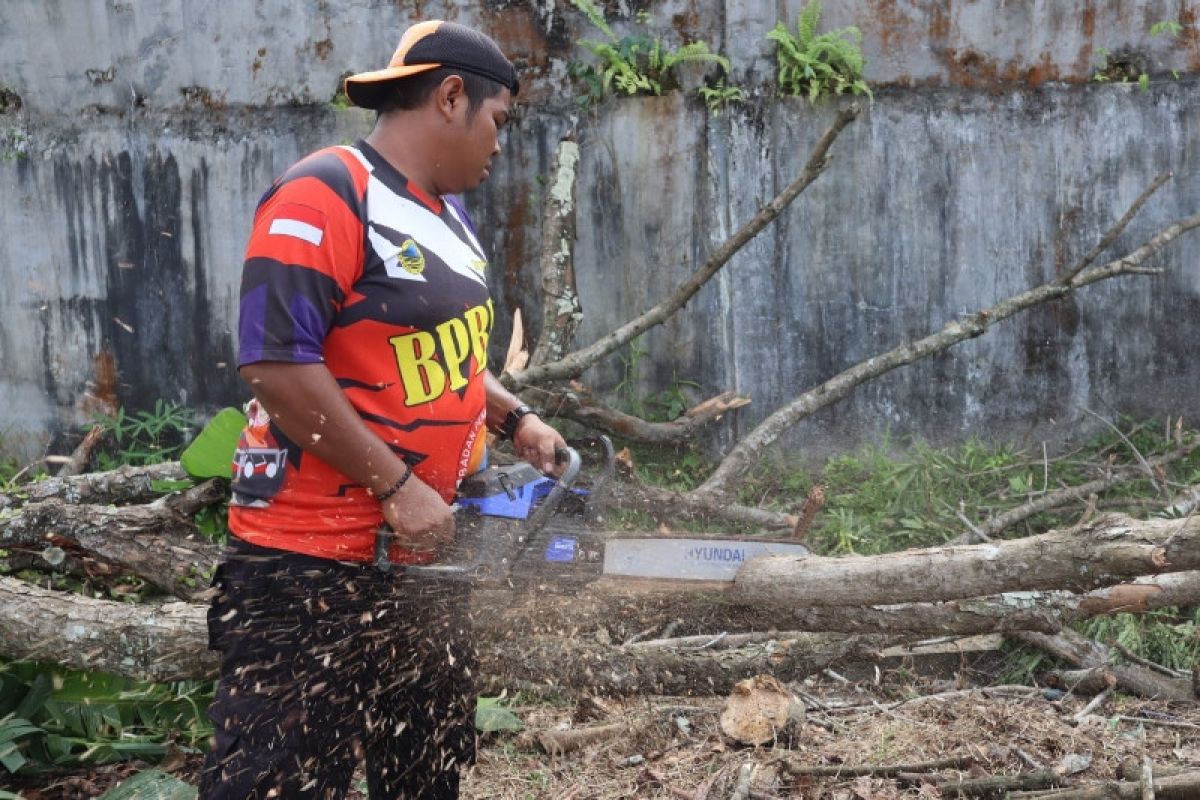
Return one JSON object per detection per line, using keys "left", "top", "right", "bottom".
{"left": 229, "top": 140, "right": 493, "bottom": 562}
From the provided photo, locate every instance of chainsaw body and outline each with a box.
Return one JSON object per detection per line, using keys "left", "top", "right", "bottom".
{"left": 377, "top": 436, "right": 809, "bottom": 587}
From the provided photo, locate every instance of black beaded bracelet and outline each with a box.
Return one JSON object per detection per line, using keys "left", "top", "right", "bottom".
{"left": 499, "top": 404, "right": 535, "bottom": 440}
{"left": 374, "top": 462, "right": 412, "bottom": 504}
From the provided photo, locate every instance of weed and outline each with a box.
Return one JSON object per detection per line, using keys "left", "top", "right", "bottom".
{"left": 92, "top": 400, "right": 196, "bottom": 470}
{"left": 0, "top": 128, "right": 28, "bottom": 162}
{"left": 568, "top": 0, "right": 730, "bottom": 104}
{"left": 1149, "top": 19, "right": 1183, "bottom": 38}
{"left": 330, "top": 71, "right": 354, "bottom": 110}
{"left": 612, "top": 339, "right": 651, "bottom": 418}
{"left": 768, "top": 1, "right": 872, "bottom": 103}
{"left": 698, "top": 79, "right": 744, "bottom": 115}
{"left": 1079, "top": 609, "right": 1200, "bottom": 672}
{"left": 0, "top": 662, "right": 212, "bottom": 774}
{"left": 1093, "top": 19, "right": 1183, "bottom": 88}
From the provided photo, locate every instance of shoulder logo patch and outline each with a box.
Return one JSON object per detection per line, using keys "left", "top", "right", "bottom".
{"left": 398, "top": 239, "right": 425, "bottom": 275}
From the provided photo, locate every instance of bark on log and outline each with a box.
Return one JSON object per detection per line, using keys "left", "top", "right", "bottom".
{"left": 0, "top": 497, "right": 221, "bottom": 599}
{"left": 899, "top": 769, "right": 1061, "bottom": 796}
{"left": 778, "top": 756, "right": 975, "bottom": 777}
{"left": 0, "top": 575, "right": 215, "bottom": 682}
{"left": 4, "top": 462, "right": 189, "bottom": 507}
{"left": 1014, "top": 629, "right": 1195, "bottom": 702}
{"left": 474, "top": 631, "right": 890, "bottom": 697}
{"left": 735, "top": 514, "right": 1200, "bottom": 608}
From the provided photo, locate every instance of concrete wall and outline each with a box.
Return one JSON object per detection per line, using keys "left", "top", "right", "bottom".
{"left": 1, "top": 1, "right": 1197, "bottom": 460}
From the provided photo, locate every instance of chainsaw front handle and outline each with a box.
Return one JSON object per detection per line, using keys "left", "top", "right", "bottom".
{"left": 375, "top": 445, "right": 582, "bottom": 576}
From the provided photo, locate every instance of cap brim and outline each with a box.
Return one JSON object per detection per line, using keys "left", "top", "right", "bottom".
{"left": 343, "top": 63, "right": 443, "bottom": 109}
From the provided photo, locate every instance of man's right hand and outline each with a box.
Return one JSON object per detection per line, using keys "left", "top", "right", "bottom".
{"left": 381, "top": 476, "right": 456, "bottom": 554}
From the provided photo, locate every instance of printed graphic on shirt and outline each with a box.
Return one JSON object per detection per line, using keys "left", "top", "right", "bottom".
{"left": 388, "top": 299, "right": 493, "bottom": 406}
{"left": 230, "top": 400, "right": 292, "bottom": 507}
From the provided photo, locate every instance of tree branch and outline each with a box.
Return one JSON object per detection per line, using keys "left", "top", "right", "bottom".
{"left": 503, "top": 102, "right": 862, "bottom": 389}
{"left": 1059, "top": 170, "right": 1173, "bottom": 285}
{"left": 527, "top": 386, "right": 751, "bottom": 444}
{"left": 696, "top": 212, "right": 1200, "bottom": 497}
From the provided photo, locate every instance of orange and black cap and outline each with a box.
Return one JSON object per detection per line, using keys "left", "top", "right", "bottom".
{"left": 344, "top": 21, "right": 519, "bottom": 110}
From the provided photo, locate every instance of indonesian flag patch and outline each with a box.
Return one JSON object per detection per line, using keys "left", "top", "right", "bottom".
{"left": 268, "top": 203, "right": 326, "bottom": 247}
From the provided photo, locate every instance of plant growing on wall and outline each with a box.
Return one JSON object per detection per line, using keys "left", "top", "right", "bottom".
{"left": 698, "top": 79, "right": 744, "bottom": 115}
{"left": 768, "top": 1, "right": 872, "bottom": 103}
{"left": 1093, "top": 19, "right": 1183, "bottom": 90}
{"left": 568, "top": 0, "right": 731, "bottom": 105}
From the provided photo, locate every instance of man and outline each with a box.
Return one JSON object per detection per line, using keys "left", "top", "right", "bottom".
{"left": 200, "top": 20, "right": 563, "bottom": 799}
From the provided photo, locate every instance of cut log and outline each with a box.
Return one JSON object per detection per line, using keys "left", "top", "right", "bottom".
{"left": 1046, "top": 667, "right": 1117, "bottom": 696}
{"left": 0, "top": 575, "right": 215, "bottom": 682}
{"left": 5, "top": 462, "right": 189, "bottom": 507}
{"left": 1014, "top": 629, "right": 1194, "bottom": 702}
{"left": 0, "top": 576, "right": 891, "bottom": 690}
{"left": 0, "top": 497, "right": 222, "bottom": 599}
{"left": 735, "top": 514, "right": 1200, "bottom": 608}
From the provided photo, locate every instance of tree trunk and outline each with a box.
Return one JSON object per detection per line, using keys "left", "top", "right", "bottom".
{"left": 528, "top": 137, "right": 581, "bottom": 368}
{"left": 735, "top": 514, "right": 1200, "bottom": 607}
{"left": 0, "top": 574, "right": 893, "bottom": 692}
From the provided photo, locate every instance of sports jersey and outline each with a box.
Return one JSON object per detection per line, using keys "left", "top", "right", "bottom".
{"left": 228, "top": 140, "right": 493, "bottom": 563}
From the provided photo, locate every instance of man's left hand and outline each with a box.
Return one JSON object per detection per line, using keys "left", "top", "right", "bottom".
{"left": 513, "top": 415, "right": 567, "bottom": 475}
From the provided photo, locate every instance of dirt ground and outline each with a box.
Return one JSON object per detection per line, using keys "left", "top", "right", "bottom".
{"left": 4, "top": 666, "right": 1198, "bottom": 799}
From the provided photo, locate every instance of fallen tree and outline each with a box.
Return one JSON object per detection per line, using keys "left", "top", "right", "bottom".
{"left": 2, "top": 499, "right": 1198, "bottom": 690}
{"left": 735, "top": 513, "right": 1200, "bottom": 607}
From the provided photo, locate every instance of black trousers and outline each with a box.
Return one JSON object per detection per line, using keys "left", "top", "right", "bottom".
{"left": 198, "top": 538, "right": 477, "bottom": 799}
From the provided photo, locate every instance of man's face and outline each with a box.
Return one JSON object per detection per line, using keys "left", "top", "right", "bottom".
{"left": 443, "top": 88, "right": 511, "bottom": 194}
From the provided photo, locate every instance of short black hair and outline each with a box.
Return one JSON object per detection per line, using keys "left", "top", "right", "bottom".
{"left": 375, "top": 68, "right": 506, "bottom": 118}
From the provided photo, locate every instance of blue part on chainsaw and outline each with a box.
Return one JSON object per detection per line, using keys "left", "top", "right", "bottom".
{"left": 457, "top": 477, "right": 589, "bottom": 520}
{"left": 456, "top": 476, "right": 556, "bottom": 519}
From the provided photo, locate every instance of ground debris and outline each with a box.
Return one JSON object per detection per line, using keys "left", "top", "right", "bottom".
{"left": 461, "top": 674, "right": 1200, "bottom": 799}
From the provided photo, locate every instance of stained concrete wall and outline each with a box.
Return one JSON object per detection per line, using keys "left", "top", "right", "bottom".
{"left": 1, "top": 0, "right": 1198, "bottom": 460}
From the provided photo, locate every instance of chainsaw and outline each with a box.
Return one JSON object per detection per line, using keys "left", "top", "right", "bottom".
{"left": 375, "top": 436, "right": 809, "bottom": 587}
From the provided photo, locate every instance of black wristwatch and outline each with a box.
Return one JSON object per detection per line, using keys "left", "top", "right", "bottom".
{"left": 499, "top": 404, "right": 536, "bottom": 440}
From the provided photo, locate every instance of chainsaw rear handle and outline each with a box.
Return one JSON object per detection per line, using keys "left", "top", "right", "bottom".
{"left": 374, "top": 445, "right": 581, "bottom": 574}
